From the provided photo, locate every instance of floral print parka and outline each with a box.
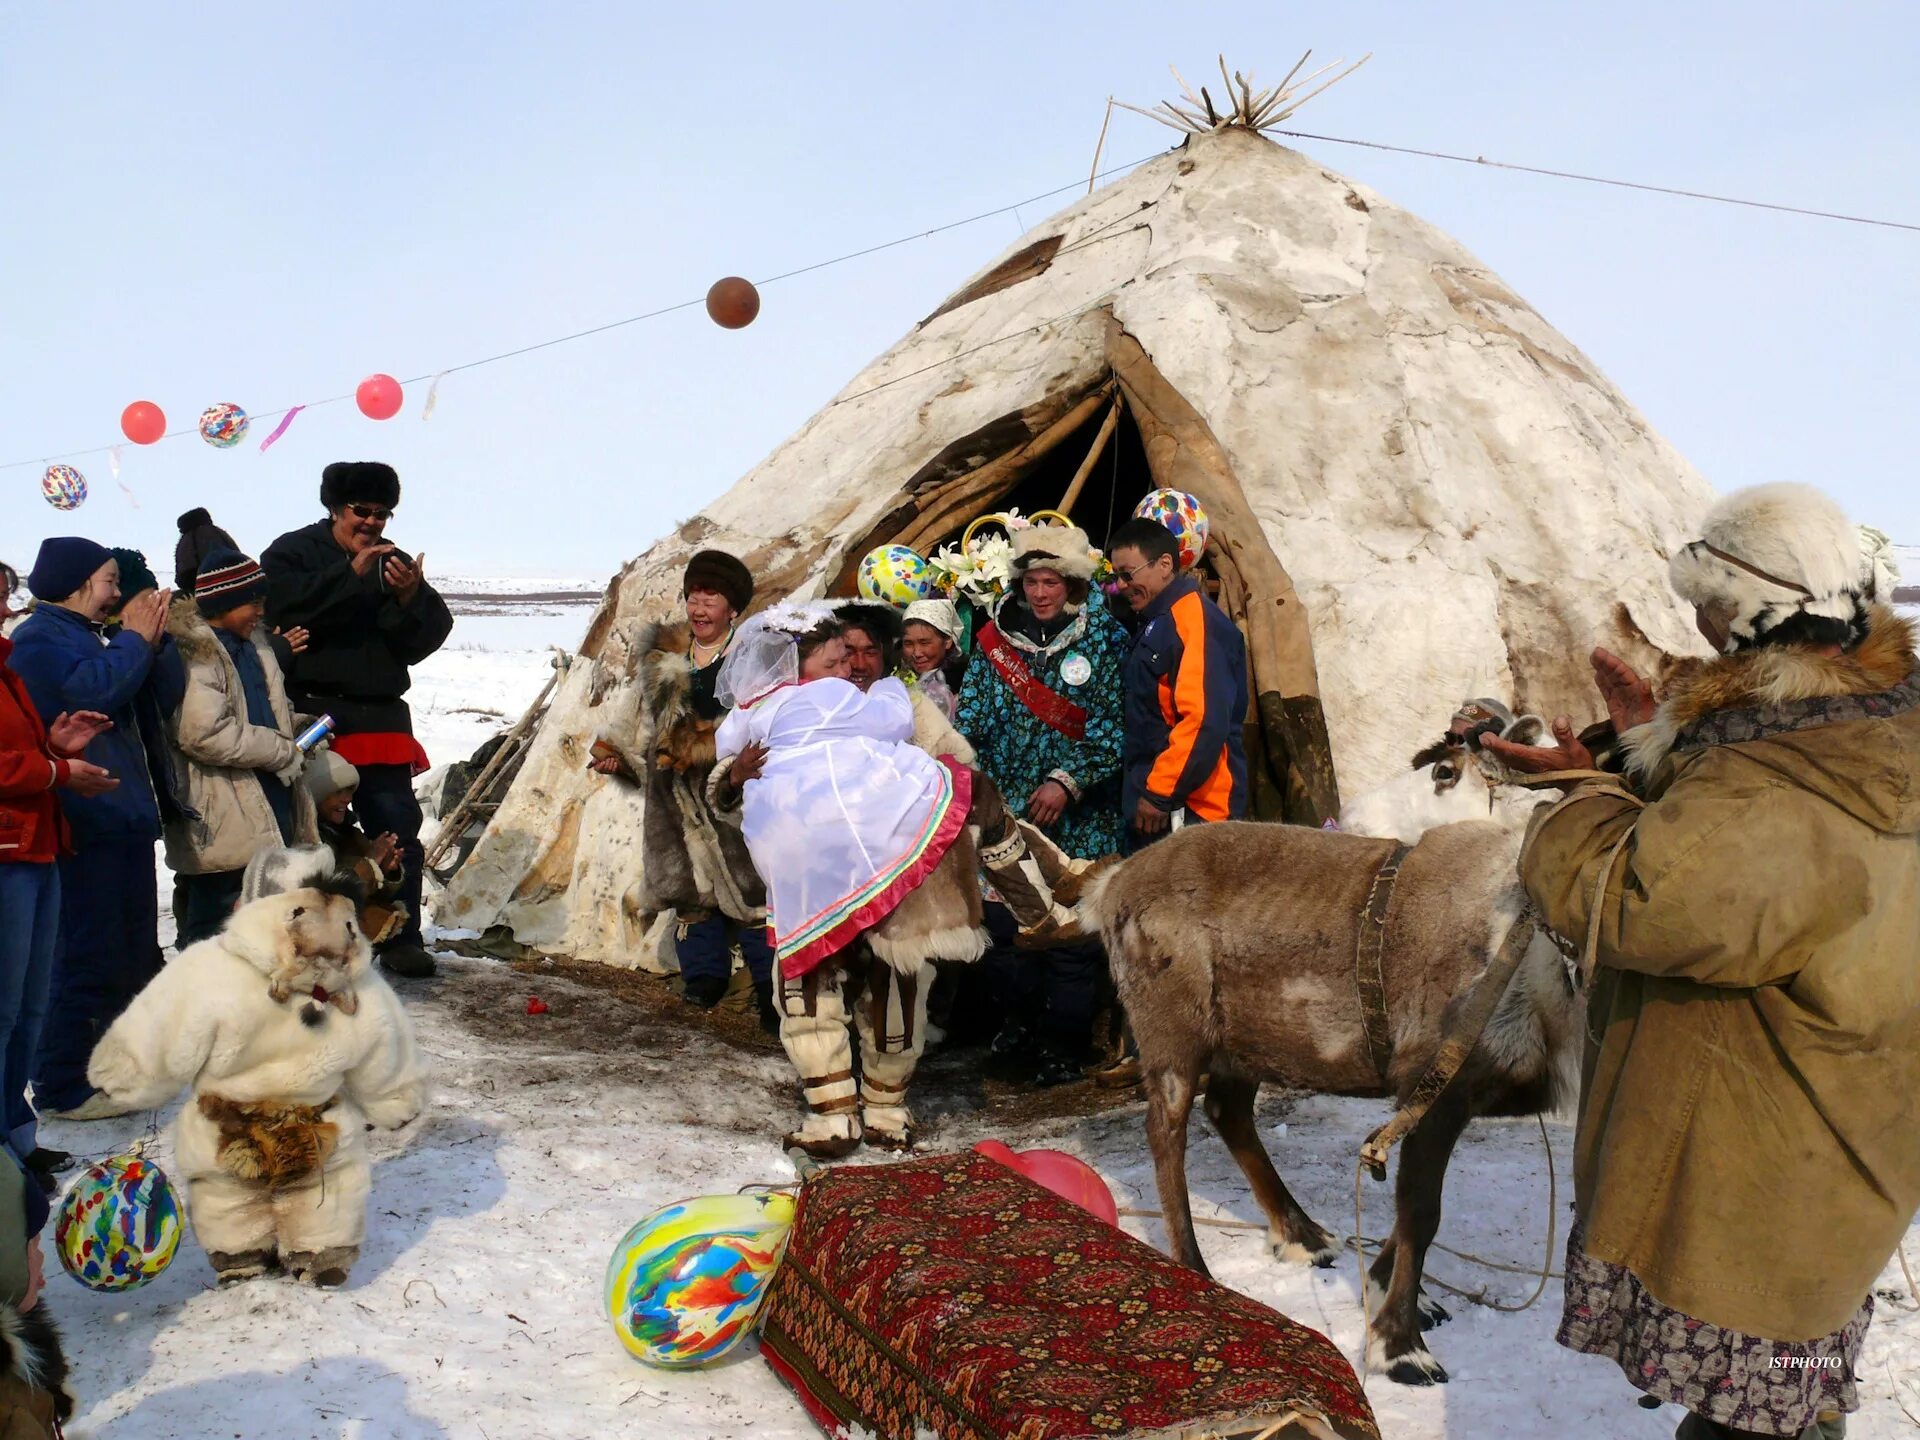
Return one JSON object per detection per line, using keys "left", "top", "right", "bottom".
{"left": 958, "top": 587, "right": 1127, "bottom": 860}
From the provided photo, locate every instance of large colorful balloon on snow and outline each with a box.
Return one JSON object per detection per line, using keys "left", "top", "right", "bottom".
{"left": 54, "top": 1154, "right": 183, "bottom": 1291}
{"left": 605, "top": 1191, "right": 795, "bottom": 1368}
{"left": 1132, "top": 488, "right": 1210, "bottom": 571}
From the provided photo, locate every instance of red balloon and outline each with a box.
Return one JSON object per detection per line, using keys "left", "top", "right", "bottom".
{"left": 974, "top": 1141, "right": 1119, "bottom": 1227}
{"left": 120, "top": 400, "right": 166, "bottom": 446}
{"left": 356, "top": 373, "right": 404, "bottom": 421}
{"left": 705, "top": 276, "right": 760, "bottom": 330}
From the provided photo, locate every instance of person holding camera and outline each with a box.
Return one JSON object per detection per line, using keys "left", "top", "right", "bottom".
{"left": 264, "top": 462, "right": 453, "bottom": 978}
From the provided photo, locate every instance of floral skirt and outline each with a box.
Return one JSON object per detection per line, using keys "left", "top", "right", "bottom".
{"left": 1557, "top": 1226, "right": 1869, "bottom": 1436}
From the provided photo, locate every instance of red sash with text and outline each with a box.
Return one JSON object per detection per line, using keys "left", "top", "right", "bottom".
{"left": 976, "top": 620, "right": 1087, "bottom": 741}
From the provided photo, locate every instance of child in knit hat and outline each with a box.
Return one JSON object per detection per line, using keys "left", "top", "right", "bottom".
{"left": 303, "top": 749, "right": 408, "bottom": 944}
{"left": 901, "top": 598, "right": 966, "bottom": 722}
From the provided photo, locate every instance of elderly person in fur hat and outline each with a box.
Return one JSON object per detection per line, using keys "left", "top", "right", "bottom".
{"left": 591, "top": 550, "right": 778, "bottom": 1028}
{"left": 265, "top": 463, "right": 453, "bottom": 979}
{"left": 1485, "top": 484, "right": 1918, "bottom": 1440}
{"left": 958, "top": 522, "right": 1127, "bottom": 1087}
{"left": 161, "top": 548, "right": 320, "bottom": 946}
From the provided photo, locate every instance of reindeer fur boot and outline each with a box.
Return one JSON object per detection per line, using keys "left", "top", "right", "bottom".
{"left": 777, "top": 968, "right": 862, "bottom": 1159}
{"left": 971, "top": 782, "right": 1080, "bottom": 948}
{"left": 853, "top": 954, "right": 931, "bottom": 1151}
{"left": 206, "top": 1247, "right": 278, "bottom": 1286}
{"left": 284, "top": 1246, "right": 358, "bottom": 1288}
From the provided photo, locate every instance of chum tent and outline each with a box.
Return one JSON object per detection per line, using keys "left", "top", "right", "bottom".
{"left": 438, "top": 121, "right": 1710, "bottom": 966}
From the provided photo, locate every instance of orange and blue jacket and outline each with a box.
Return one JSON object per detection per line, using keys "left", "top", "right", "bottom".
{"left": 1120, "top": 575, "right": 1248, "bottom": 823}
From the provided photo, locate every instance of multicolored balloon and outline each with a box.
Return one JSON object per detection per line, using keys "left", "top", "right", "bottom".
{"left": 198, "top": 403, "right": 249, "bottom": 449}
{"left": 1132, "top": 488, "right": 1210, "bottom": 570}
{"left": 54, "top": 1154, "right": 183, "bottom": 1292}
{"left": 605, "top": 1191, "right": 795, "bottom": 1368}
{"left": 40, "top": 464, "right": 87, "bottom": 511}
{"left": 856, "top": 545, "right": 938, "bottom": 606}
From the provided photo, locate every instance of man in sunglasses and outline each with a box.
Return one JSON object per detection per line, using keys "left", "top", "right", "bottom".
{"left": 264, "top": 462, "right": 453, "bottom": 978}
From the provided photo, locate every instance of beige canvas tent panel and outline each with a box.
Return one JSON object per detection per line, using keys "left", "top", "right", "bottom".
{"left": 439, "top": 126, "right": 1711, "bottom": 966}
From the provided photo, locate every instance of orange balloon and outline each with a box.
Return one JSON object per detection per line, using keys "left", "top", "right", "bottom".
{"left": 120, "top": 400, "right": 166, "bottom": 446}
{"left": 705, "top": 276, "right": 760, "bottom": 330}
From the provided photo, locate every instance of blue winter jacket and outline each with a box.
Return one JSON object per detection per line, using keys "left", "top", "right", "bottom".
{"left": 7, "top": 605, "right": 164, "bottom": 841}
{"left": 1120, "top": 574, "right": 1250, "bottom": 822}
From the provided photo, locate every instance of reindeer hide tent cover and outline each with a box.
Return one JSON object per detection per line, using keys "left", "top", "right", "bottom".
{"left": 441, "top": 125, "right": 1710, "bottom": 965}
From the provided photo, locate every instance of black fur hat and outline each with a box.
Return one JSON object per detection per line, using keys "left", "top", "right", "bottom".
{"left": 319, "top": 461, "right": 401, "bottom": 512}
{"left": 682, "top": 549, "right": 754, "bottom": 614}
{"left": 176, "top": 507, "right": 212, "bottom": 535}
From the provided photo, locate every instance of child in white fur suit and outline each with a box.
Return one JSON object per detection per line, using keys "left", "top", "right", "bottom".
{"left": 86, "top": 873, "right": 425, "bottom": 1287}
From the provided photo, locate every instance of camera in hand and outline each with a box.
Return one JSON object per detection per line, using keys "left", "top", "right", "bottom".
{"left": 376, "top": 544, "right": 413, "bottom": 594}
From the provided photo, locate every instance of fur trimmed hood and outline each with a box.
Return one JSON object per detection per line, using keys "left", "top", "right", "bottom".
{"left": 1625, "top": 607, "right": 1920, "bottom": 818}
{"left": 216, "top": 886, "right": 375, "bottom": 986}
{"left": 0, "top": 1300, "right": 76, "bottom": 1434}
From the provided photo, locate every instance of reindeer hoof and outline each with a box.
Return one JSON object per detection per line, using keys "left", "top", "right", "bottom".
{"left": 1370, "top": 1334, "right": 1448, "bottom": 1386}
{"left": 1417, "top": 1292, "right": 1452, "bottom": 1331}
{"left": 1269, "top": 1228, "right": 1341, "bottom": 1269}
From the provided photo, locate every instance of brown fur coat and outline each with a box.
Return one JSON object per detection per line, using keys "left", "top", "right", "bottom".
{"left": 602, "top": 620, "right": 764, "bottom": 922}
{"left": 1522, "top": 606, "right": 1920, "bottom": 1340}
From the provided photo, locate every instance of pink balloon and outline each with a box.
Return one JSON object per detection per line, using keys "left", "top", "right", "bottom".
{"left": 973, "top": 1141, "right": 1119, "bottom": 1227}
{"left": 355, "top": 373, "right": 403, "bottom": 421}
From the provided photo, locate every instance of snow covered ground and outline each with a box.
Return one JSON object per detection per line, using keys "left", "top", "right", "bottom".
{"left": 41, "top": 582, "right": 1920, "bottom": 1440}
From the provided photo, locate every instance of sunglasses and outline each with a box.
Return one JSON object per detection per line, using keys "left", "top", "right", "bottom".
{"left": 1110, "top": 559, "right": 1168, "bottom": 585}
{"left": 346, "top": 503, "right": 393, "bottom": 522}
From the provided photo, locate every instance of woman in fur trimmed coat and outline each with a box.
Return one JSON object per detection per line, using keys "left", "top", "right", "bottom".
{"left": 87, "top": 878, "right": 426, "bottom": 1288}
{"left": 1490, "top": 484, "right": 1916, "bottom": 1440}
{"left": 162, "top": 550, "right": 320, "bottom": 946}
{"left": 591, "top": 550, "right": 776, "bottom": 1025}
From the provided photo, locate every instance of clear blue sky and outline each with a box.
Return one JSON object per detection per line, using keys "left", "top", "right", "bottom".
{"left": 4, "top": 3, "right": 1916, "bottom": 581}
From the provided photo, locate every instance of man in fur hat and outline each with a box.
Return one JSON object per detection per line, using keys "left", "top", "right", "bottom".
{"left": 264, "top": 463, "right": 453, "bottom": 978}
{"left": 1485, "top": 484, "right": 1917, "bottom": 1440}
{"left": 591, "top": 549, "right": 776, "bottom": 1028}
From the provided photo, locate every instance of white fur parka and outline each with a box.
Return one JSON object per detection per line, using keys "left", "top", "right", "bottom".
{"left": 88, "top": 889, "right": 426, "bottom": 1255}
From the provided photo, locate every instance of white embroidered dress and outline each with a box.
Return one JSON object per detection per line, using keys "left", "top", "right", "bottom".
{"left": 716, "top": 676, "right": 965, "bottom": 977}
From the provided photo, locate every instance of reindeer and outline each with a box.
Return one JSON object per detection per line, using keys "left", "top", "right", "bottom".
{"left": 1338, "top": 698, "right": 1547, "bottom": 841}
{"left": 1080, "top": 741, "right": 1578, "bottom": 1385}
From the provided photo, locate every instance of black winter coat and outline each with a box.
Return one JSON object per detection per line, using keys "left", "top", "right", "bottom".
{"left": 263, "top": 520, "right": 454, "bottom": 735}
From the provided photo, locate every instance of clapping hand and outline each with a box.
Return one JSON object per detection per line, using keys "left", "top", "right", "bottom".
{"left": 120, "top": 588, "right": 172, "bottom": 645}
{"left": 61, "top": 759, "right": 120, "bottom": 797}
{"left": 1591, "top": 647, "right": 1655, "bottom": 734}
{"left": 371, "top": 832, "right": 403, "bottom": 874}
{"left": 48, "top": 710, "right": 112, "bottom": 755}
{"left": 274, "top": 625, "right": 311, "bottom": 656}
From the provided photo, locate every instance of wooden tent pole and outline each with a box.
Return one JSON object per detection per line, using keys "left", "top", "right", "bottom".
{"left": 1056, "top": 394, "right": 1123, "bottom": 518}
{"left": 422, "top": 663, "right": 562, "bottom": 874}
